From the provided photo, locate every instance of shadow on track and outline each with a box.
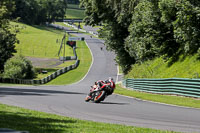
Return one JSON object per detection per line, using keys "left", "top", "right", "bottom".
{"left": 0, "top": 87, "right": 86, "bottom": 97}
{"left": 99, "top": 102, "right": 129, "bottom": 105}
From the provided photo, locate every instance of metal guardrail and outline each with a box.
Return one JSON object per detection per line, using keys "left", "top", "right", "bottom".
{"left": 122, "top": 78, "right": 200, "bottom": 98}
{"left": 0, "top": 60, "right": 80, "bottom": 85}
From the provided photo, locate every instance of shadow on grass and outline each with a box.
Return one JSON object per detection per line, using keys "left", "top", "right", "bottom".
{"left": 0, "top": 87, "right": 86, "bottom": 97}
{"left": 0, "top": 110, "right": 77, "bottom": 133}
{"left": 36, "top": 68, "right": 58, "bottom": 74}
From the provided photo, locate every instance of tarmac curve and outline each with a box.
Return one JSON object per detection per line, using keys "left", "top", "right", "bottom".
{"left": 1, "top": 32, "right": 200, "bottom": 133}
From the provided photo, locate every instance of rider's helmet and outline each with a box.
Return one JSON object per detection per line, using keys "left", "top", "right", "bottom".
{"left": 108, "top": 77, "right": 114, "bottom": 82}
{"left": 108, "top": 77, "right": 115, "bottom": 89}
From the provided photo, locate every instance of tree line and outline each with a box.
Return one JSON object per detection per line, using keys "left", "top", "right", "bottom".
{"left": 0, "top": 0, "right": 17, "bottom": 71}
{"left": 80, "top": 0, "right": 200, "bottom": 74}
{"left": 0, "top": 0, "right": 68, "bottom": 78}
{"left": 0, "top": 0, "right": 68, "bottom": 70}
{"left": 67, "top": 0, "right": 80, "bottom": 4}
{"left": 12, "top": 0, "right": 67, "bottom": 25}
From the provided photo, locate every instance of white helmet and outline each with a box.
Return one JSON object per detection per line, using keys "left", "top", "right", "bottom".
{"left": 109, "top": 77, "right": 114, "bottom": 82}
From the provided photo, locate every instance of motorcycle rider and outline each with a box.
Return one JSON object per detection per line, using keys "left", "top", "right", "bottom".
{"left": 86, "top": 77, "right": 115, "bottom": 101}
{"left": 103, "top": 77, "right": 116, "bottom": 95}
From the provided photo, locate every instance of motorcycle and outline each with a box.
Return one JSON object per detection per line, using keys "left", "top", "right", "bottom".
{"left": 85, "top": 85, "right": 107, "bottom": 103}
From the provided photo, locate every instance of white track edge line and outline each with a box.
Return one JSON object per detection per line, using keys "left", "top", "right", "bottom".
{"left": 69, "top": 40, "right": 94, "bottom": 85}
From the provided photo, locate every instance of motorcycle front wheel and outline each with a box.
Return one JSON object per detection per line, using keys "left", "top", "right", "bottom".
{"left": 94, "top": 90, "right": 106, "bottom": 103}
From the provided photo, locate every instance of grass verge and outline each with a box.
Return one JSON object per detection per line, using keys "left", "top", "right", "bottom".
{"left": 126, "top": 55, "right": 200, "bottom": 79}
{"left": 0, "top": 103, "right": 178, "bottom": 133}
{"left": 13, "top": 22, "right": 73, "bottom": 58}
{"left": 115, "top": 84, "right": 200, "bottom": 109}
{"left": 46, "top": 41, "right": 92, "bottom": 85}
{"left": 66, "top": 8, "right": 85, "bottom": 19}
{"left": 67, "top": 4, "right": 85, "bottom": 10}
{"left": 35, "top": 61, "right": 76, "bottom": 80}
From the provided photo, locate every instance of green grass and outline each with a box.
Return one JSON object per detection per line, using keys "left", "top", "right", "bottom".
{"left": 35, "top": 61, "right": 76, "bottom": 80}
{"left": 115, "top": 84, "right": 200, "bottom": 109}
{"left": 66, "top": 8, "right": 85, "bottom": 19}
{"left": 35, "top": 68, "right": 58, "bottom": 80}
{"left": 56, "top": 60, "right": 76, "bottom": 68}
{"left": 1, "top": 22, "right": 91, "bottom": 85}
{"left": 126, "top": 54, "right": 200, "bottom": 79}
{"left": 11, "top": 22, "right": 79, "bottom": 80}
{"left": 118, "top": 66, "right": 123, "bottom": 75}
{"left": 67, "top": 4, "right": 84, "bottom": 9}
{"left": 0, "top": 103, "right": 178, "bottom": 133}
{"left": 14, "top": 22, "right": 73, "bottom": 58}
{"left": 46, "top": 41, "right": 92, "bottom": 85}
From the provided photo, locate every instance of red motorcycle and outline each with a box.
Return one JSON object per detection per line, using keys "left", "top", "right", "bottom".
{"left": 85, "top": 85, "right": 107, "bottom": 103}
{"left": 85, "top": 78, "right": 115, "bottom": 103}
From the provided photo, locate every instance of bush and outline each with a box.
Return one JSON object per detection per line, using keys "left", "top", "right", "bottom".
{"left": 3, "top": 55, "right": 36, "bottom": 79}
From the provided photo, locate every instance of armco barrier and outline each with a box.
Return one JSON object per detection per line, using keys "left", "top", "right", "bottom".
{"left": 123, "top": 78, "right": 200, "bottom": 98}
{"left": 0, "top": 23, "right": 81, "bottom": 85}
{"left": 0, "top": 59, "right": 80, "bottom": 85}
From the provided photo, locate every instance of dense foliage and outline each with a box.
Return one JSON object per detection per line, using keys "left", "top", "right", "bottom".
{"left": 80, "top": 0, "right": 137, "bottom": 73}
{"left": 80, "top": 0, "right": 200, "bottom": 73}
{"left": 12, "top": 0, "right": 68, "bottom": 25}
{"left": 0, "top": 0, "right": 18, "bottom": 71}
{"left": 67, "top": 0, "right": 80, "bottom": 4}
{"left": 3, "top": 55, "right": 36, "bottom": 79}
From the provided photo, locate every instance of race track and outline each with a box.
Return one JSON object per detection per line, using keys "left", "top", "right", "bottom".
{"left": 1, "top": 33, "right": 200, "bottom": 133}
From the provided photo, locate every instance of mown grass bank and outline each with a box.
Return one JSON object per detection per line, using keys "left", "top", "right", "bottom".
{"left": 0, "top": 22, "right": 91, "bottom": 85}
{"left": 11, "top": 22, "right": 79, "bottom": 81}
{"left": 66, "top": 8, "right": 85, "bottom": 19}
{"left": 115, "top": 85, "right": 200, "bottom": 109}
{"left": 46, "top": 41, "right": 92, "bottom": 85}
{"left": 0, "top": 103, "right": 178, "bottom": 133}
{"left": 126, "top": 54, "right": 200, "bottom": 79}
{"left": 14, "top": 22, "right": 73, "bottom": 58}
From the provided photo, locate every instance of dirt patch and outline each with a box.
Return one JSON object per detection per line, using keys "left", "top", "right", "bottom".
{"left": 26, "top": 57, "right": 64, "bottom": 68}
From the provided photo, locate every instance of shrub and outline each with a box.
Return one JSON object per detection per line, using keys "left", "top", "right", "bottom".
{"left": 3, "top": 55, "right": 36, "bottom": 79}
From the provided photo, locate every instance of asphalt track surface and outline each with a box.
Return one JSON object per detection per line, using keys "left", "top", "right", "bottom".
{"left": 1, "top": 31, "right": 200, "bottom": 133}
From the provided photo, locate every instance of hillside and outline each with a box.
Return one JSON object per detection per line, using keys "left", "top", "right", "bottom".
{"left": 66, "top": 4, "right": 85, "bottom": 19}
{"left": 14, "top": 22, "right": 73, "bottom": 58}
{"left": 125, "top": 54, "right": 200, "bottom": 79}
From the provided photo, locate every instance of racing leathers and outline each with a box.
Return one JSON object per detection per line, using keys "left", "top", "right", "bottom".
{"left": 87, "top": 79, "right": 115, "bottom": 99}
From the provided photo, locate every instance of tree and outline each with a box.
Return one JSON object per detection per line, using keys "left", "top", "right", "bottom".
{"left": 67, "top": 0, "right": 80, "bottom": 4}
{"left": 125, "top": 1, "right": 160, "bottom": 62}
{"left": 44, "top": 0, "right": 67, "bottom": 22}
{"left": 12, "top": 0, "right": 39, "bottom": 24}
{"left": 0, "top": 0, "right": 18, "bottom": 71}
{"left": 12, "top": 0, "right": 68, "bottom": 24}
{"left": 171, "top": 0, "right": 200, "bottom": 55}
{"left": 80, "top": 0, "right": 138, "bottom": 73}
{"left": 3, "top": 55, "right": 36, "bottom": 79}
